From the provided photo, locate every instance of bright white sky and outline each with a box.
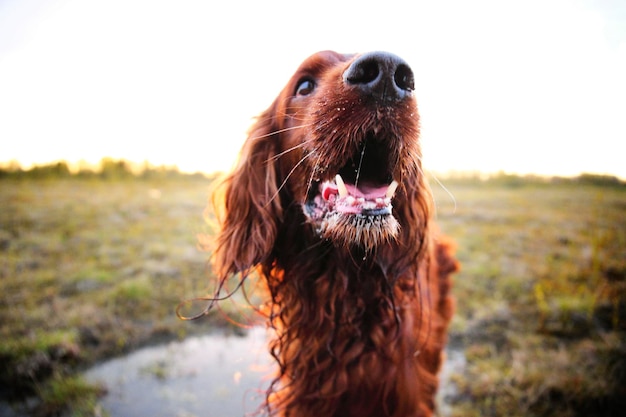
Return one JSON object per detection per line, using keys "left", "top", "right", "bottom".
{"left": 1, "top": 0, "right": 625, "bottom": 178}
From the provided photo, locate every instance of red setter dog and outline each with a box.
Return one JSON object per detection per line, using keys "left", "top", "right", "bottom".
{"left": 211, "top": 51, "right": 458, "bottom": 417}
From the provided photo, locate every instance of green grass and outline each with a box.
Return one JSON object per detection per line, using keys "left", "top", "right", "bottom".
{"left": 0, "top": 174, "right": 625, "bottom": 416}
{"left": 432, "top": 179, "right": 626, "bottom": 416}
{"left": 0, "top": 176, "right": 229, "bottom": 414}
{"left": 38, "top": 373, "right": 106, "bottom": 417}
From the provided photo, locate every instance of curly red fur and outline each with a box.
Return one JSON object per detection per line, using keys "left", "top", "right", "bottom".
{"left": 211, "top": 51, "right": 459, "bottom": 417}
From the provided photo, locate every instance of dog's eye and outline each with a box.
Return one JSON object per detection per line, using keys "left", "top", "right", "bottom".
{"left": 295, "top": 79, "right": 315, "bottom": 96}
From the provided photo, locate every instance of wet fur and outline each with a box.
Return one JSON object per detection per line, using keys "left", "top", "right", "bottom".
{"left": 212, "top": 51, "right": 458, "bottom": 417}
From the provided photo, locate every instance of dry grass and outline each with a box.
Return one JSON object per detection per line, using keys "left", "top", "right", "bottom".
{"left": 0, "top": 174, "right": 624, "bottom": 416}
{"left": 0, "top": 176, "right": 240, "bottom": 415}
{"left": 433, "top": 179, "right": 626, "bottom": 417}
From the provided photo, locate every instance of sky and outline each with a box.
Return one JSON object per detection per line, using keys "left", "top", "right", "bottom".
{"left": 1, "top": 0, "right": 625, "bottom": 178}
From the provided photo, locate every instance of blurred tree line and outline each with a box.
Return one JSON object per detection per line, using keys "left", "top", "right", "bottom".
{"left": 431, "top": 170, "right": 625, "bottom": 188}
{"left": 0, "top": 158, "right": 214, "bottom": 181}
{"left": 1, "top": 159, "right": 623, "bottom": 187}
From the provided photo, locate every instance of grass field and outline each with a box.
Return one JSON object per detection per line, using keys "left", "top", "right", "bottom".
{"left": 0, "top": 172, "right": 624, "bottom": 416}
{"left": 434, "top": 177, "right": 626, "bottom": 416}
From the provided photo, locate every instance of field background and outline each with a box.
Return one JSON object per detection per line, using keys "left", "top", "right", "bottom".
{"left": 1, "top": 163, "right": 624, "bottom": 416}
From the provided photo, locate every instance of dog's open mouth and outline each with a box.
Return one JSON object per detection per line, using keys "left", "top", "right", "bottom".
{"left": 319, "top": 175, "right": 398, "bottom": 216}
{"left": 303, "top": 136, "right": 401, "bottom": 247}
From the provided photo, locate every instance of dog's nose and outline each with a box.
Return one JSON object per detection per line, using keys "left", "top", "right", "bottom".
{"left": 343, "top": 51, "right": 414, "bottom": 102}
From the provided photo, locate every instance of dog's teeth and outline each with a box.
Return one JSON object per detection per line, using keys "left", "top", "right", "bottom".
{"left": 386, "top": 181, "right": 399, "bottom": 199}
{"left": 335, "top": 174, "right": 348, "bottom": 198}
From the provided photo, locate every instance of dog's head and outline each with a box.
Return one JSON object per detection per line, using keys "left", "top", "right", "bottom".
{"left": 214, "top": 51, "right": 431, "bottom": 275}
{"left": 278, "top": 51, "right": 422, "bottom": 247}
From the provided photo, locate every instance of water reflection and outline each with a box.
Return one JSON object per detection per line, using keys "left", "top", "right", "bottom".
{"left": 84, "top": 327, "right": 272, "bottom": 417}
{"left": 85, "top": 327, "right": 465, "bottom": 417}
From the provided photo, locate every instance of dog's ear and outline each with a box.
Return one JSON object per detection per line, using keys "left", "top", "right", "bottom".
{"left": 212, "top": 103, "right": 283, "bottom": 278}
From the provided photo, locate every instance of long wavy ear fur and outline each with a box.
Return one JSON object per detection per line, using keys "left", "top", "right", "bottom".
{"left": 212, "top": 104, "right": 282, "bottom": 278}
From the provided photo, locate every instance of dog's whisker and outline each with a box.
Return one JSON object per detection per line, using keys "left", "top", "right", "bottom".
{"left": 250, "top": 123, "right": 312, "bottom": 142}
{"left": 266, "top": 137, "right": 316, "bottom": 162}
{"left": 280, "top": 109, "right": 310, "bottom": 122}
{"left": 305, "top": 152, "right": 323, "bottom": 197}
{"left": 354, "top": 140, "right": 367, "bottom": 189}
{"left": 265, "top": 152, "right": 313, "bottom": 207}
{"left": 428, "top": 169, "right": 457, "bottom": 214}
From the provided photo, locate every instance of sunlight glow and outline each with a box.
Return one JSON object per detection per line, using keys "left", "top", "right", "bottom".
{"left": 0, "top": 0, "right": 624, "bottom": 178}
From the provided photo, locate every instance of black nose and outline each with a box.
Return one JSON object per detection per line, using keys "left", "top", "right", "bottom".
{"left": 343, "top": 51, "right": 415, "bottom": 103}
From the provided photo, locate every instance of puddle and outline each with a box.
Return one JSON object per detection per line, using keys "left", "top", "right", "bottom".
{"left": 437, "top": 346, "right": 467, "bottom": 417}
{"left": 84, "top": 327, "right": 273, "bottom": 417}
{"left": 84, "top": 327, "right": 465, "bottom": 417}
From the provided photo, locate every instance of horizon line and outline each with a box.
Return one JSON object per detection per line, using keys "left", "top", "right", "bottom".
{"left": 1, "top": 157, "right": 624, "bottom": 182}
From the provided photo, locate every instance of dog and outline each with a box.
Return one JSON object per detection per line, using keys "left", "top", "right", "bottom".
{"left": 210, "top": 51, "right": 458, "bottom": 417}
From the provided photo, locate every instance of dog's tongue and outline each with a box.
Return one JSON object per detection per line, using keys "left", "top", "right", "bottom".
{"left": 321, "top": 175, "right": 398, "bottom": 215}
{"left": 322, "top": 175, "right": 398, "bottom": 200}
{"left": 323, "top": 183, "right": 387, "bottom": 200}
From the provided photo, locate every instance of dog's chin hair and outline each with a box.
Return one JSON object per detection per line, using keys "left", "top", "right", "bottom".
{"left": 319, "top": 213, "right": 400, "bottom": 249}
